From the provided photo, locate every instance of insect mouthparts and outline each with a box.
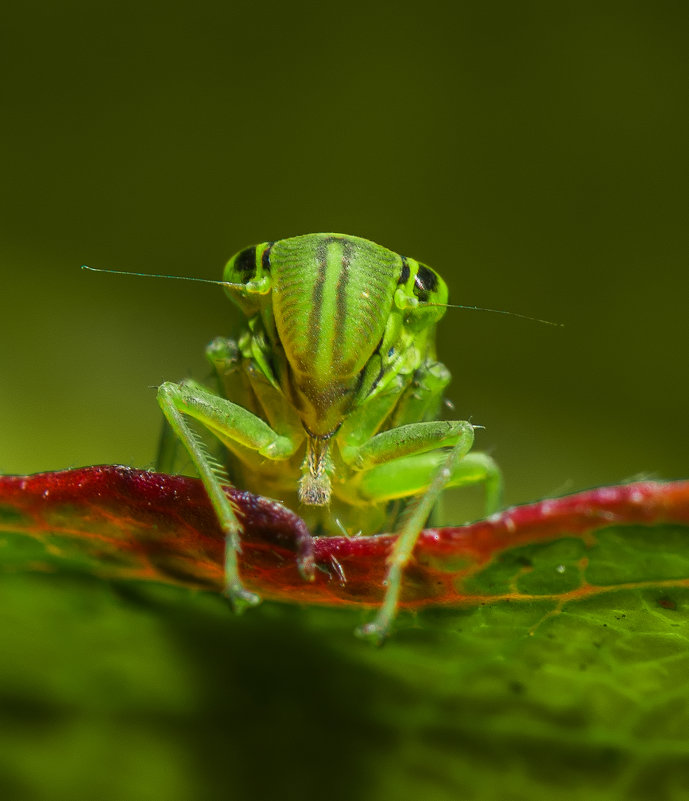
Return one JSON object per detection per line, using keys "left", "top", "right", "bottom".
{"left": 299, "top": 434, "right": 333, "bottom": 506}
{"left": 298, "top": 473, "right": 332, "bottom": 506}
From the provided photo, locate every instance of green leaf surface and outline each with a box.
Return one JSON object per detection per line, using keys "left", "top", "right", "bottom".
{"left": 1, "top": 467, "right": 689, "bottom": 801}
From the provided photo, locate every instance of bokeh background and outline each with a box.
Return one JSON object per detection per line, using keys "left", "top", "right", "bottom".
{"left": 1, "top": 2, "right": 689, "bottom": 799}
{"left": 2, "top": 1, "right": 688, "bottom": 508}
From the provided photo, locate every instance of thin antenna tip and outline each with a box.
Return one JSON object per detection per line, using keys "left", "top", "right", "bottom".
{"left": 79, "top": 263, "right": 230, "bottom": 287}
{"left": 434, "top": 301, "right": 562, "bottom": 328}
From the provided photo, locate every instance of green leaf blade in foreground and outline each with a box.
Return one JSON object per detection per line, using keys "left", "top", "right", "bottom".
{"left": 2, "top": 466, "right": 689, "bottom": 801}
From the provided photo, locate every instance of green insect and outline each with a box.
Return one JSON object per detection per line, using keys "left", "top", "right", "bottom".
{"left": 87, "top": 234, "right": 502, "bottom": 642}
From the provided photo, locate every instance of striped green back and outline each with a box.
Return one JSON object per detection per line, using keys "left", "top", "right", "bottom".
{"left": 271, "top": 234, "right": 401, "bottom": 382}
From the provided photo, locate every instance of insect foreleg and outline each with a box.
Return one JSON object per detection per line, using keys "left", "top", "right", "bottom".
{"left": 158, "top": 381, "right": 299, "bottom": 459}
{"left": 207, "top": 338, "right": 304, "bottom": 447}
{"left": 339, "top": 361, "right": 451, "bottom": 460}
{"left": 157, "top": 380, "right": 302, "bottom": 612}
{"left": 348, "top": 420, "right": 474, "bottom": 470}
{"left": 355, "top": 433, "right": 476, "bottom": 645}
{"left": 350, "top": 424, "right": 502, "bottom": 644}
{"left": 358, "top": 449, "right": 502, "bottom": 512}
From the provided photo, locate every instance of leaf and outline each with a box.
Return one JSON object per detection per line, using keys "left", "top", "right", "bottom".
{"left": 1, "top": 466, "right": 689, "bottom": 609}
{"left": 2, "top": 466, "right": 689, "bottom": 800}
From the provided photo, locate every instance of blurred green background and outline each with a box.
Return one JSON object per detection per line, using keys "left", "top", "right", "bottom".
{"left": 1, "top": 0, "right": 687, "bottom": 508}
{"left": 1, "top": 2, "right": 689, "bottom": 799}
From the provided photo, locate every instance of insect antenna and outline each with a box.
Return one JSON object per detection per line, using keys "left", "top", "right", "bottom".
{"left": 424, "top": 301, "right": 563, "bottom": 327}
{"left": 81, "top": 265, "right": 245, "bottom": 290}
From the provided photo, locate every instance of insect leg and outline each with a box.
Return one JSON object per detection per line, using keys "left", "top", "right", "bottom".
{"left": 358, "top": 450, "right": 502, "bottom": 514}
{"left": 156, "top": 338, "right": 263, "bottom": 477}
{"left": 347, "top": 420, "right": 474, "bottom": 470}
{"left": 338, "top": 361, "right": 450, "bottom": 461}
{"left": 157, "top": 380, "right": 302, "bottom": 612}
{"left": 388, "top": 360, "right": 451, "bottom": 428}
{"left": 352, "top": 424, "right": 475, "bottom": 644}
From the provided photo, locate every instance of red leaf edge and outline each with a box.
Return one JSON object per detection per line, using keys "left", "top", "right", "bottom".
{"left": 1, "top": 466, "right": 688, "bottom": 608}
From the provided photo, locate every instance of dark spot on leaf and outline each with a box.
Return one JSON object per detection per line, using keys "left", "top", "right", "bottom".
{"left": 0, "top": 505, "right": 24, "bottom": 524}
{"left": 658, "top": 596, "right": 677, "bottom": 610}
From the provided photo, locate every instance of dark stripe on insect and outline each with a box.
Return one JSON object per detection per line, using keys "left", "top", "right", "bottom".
{"left": 367, "top": 361, "right": 386, "bottom": 397}
{"left": 398, "top": 256, "right": 410, "bottom": 285}
{"left": 353, "top": 360, "right": 368, "bottom": 396}
{"left": 332, "top": 239, "right": 353, "bottom": 366}
{"left": 365, "top": 335, "right": 387, "bottom": 397}
{"left": 261, "top": 241, "right": 274, "bottom": 272}
{"left": 306, "top": 238, "right": 329, "bottom": 362}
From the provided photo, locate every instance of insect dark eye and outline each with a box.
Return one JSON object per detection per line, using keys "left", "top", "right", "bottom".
{"left": 398, "top": 258, "right": 410, "bottom": 285}
{"left": 234, "top": 246, "right": 258, "bottom": 280}
{"left": 261, "top": 243, "right": 273, "bottom": 273}
{"left": 414, "top": 264, "right": 439, "bottom": 301}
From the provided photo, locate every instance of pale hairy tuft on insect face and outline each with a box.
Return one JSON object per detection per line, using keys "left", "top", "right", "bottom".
{"left": 299, "top": 434, "right": 333, "bottom": 505}
{"left": 298, "top": 472, "right": 331, "bottom": 506}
